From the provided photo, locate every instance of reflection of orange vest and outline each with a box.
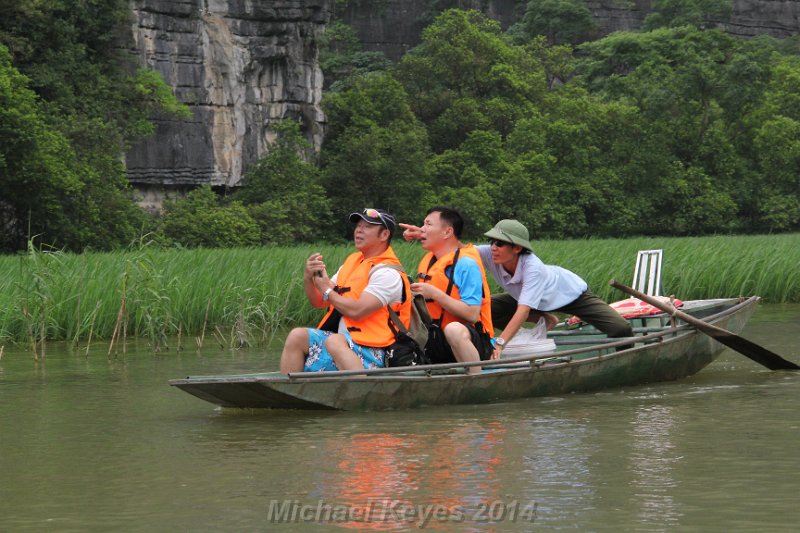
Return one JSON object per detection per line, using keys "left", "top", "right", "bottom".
{"left": 317, "top": 246, "right": 411, "bottom": 348}
{"left": 416, "top": 244, "right": 493, "bottom": 336}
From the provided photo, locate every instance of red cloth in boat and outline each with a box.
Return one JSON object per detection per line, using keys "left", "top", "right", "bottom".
{"left": 566, "top": 296, "right": 684, "bottom": 327}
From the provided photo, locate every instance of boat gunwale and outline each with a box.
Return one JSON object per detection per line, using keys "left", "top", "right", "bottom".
{"left": 284, "top": 296, "right": 753, "bottom": 379}
{"left": 169, "top": 296, "right": 756, "bottom": 386}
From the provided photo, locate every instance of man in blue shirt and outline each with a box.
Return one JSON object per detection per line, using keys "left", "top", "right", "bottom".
{"left": 404, "top": 207, "right": 495, "bottom": 373}
{"left": 479, "top": 219, "right": 633, "bottom": 358}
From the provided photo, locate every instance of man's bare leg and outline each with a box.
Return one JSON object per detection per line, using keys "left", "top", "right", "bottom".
{"left": 444, "top": 322, "right": 481, "bottom": 374}
{"left": 325, "top": 333, "right": 367, "bottom": 371}
{"left": 280, "top": 327, "right": 310, "bottom": 373}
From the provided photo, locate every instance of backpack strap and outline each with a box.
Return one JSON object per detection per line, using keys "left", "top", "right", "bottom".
{"left": 417, "top": 254, "right": 437, "bottom": 281}
{"left": 444, "top": 247, "right": 461, "bottom": 298}
{"left": 369, "top": 263, "right": 410, "bottom": 336}
{"left": 431, "top": 247, "right": 461, "bottom": 324}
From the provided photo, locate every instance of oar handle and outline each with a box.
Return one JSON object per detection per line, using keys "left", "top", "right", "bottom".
{"left": 610, "top": 280, "right": 683, "bottom": 319}
{"left": 609, "top": 279, "right": 799, "bottom": 371}
{"left": 610, "top": 279, "right": 732, "bottom": 336}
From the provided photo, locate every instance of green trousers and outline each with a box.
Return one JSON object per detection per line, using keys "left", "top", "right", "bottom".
{"left": 491, "top": 291, "right": 634, "bottom": 338}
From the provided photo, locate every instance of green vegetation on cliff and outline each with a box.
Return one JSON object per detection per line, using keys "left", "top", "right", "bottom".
{"left": 0, "top": 0, "right": 189, "bottom": 252}
{"left": 2, "top": 3, "right": 800, "bottom": 252}
{"left": 315, "top": 7, "right": 800, "bottom": 239}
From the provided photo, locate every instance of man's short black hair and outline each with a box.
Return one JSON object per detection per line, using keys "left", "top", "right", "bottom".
{"left": 427, "top": 206, "right": 464, "bottom": 238}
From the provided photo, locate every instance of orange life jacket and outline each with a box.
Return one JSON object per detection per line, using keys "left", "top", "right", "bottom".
{"left": 317, "top": 246, "right": 412, "bottom": 348}
{"left": 416, "top": 244, "right": 494, "bottom": 337}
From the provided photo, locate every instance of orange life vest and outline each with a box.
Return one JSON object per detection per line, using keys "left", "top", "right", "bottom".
{"left": 416, "top": 244, "right": 494, "bottom": 337}
{"left": 317, "top": 246, "right": 412, "bottom": 348}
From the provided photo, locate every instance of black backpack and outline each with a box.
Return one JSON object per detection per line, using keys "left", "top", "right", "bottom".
{"left": 372, "top": 264, "right": 432, "bottom": 367}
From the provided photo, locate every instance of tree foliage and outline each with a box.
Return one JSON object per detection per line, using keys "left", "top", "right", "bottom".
{"left": 320, "top": 9, "right": 800, "bottom": 238}
{"left": 159, "top": 186, "right": 260, "bottom": 248}
{"left": 321, "top": 73, "right": 432, "bottom": 236}
{"left": 508, "top": 0, "right": 598, "bottom": 46}
{"left": 0, "top": 0, "right": 189, "bottom": 251}
{"left": 231, "top": 120, "right": 333, "bottom": 244}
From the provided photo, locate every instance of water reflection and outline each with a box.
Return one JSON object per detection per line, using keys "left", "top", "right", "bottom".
{"left": 516, "top": 411, "right": 596, "bottom": 528}
{"left": 303, "top": 421, "right": 508, "bottom": 531}
{"left": 2, "top": 304, "right": 799, "bottom": 531}
{"left": 629, "top": 405, "right": 683, "bottom": 530}
{"left": 208, "top": 407, "right": 613, "bottom": 531}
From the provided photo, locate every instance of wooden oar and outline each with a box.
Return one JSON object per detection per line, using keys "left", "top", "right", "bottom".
{"left": 609, "top": 280, "right": 799, "bottom": 371}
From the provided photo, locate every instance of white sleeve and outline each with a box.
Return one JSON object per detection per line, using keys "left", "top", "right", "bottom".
{"left": 363, "top": 268, "right": 404, "bottom": 306}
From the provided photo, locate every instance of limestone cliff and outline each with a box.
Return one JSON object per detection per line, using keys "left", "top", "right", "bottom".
{"left": 125, "top": 0, "right": 331, "bottom": 195}
{"left": 124, "top": 0, "right": 800, "bottom": 198}
{"left": 721, "top": 0, "right": 800, "bottom": 38}
{"left": 336, "top": 0, "right": 523, "bottom": 61}
{"left": 339, "top": 0, "right": 800, "bottom": 59}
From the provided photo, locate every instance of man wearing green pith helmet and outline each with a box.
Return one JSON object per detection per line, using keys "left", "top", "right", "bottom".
{"left": 478, "top": 219, "right": 633, "bottom": 359}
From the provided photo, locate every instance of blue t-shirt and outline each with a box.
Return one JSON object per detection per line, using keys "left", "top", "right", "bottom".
{"left": 443, "top": 256, "right": 484, "bottom": 306}
{"left": 477, "top": 245, "right": 587, "bottom": 311}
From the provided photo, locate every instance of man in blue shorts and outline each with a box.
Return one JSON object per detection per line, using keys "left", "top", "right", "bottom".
{"left": 279, "top": 209, "right": 412, "bottom": 373}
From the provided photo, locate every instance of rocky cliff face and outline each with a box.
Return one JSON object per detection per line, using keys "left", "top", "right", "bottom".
{"left": 584, "top": 1, "right": 650, "bottom": 34}
{"left": 586, "top": 0, "right": 800, "bottom": 39}
{"left": 721, "top": 0, "right": 800, "bottom": 37}
{"left": 340, "top": 0, "right": 800, "bottom": 59}
{"left": 125, "top": 0, "right": 331, "bottom": 194}
{"left": 124, "top": 0, "right": 800, "bottom": 198}
{"left": 336, "top": 0, "right": 523, "bottom": 60}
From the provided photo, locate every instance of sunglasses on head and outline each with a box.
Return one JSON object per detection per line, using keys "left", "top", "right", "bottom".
{"left": 489, "top": 239, "right": 512, "bottom": 248}
{"left": 364, "top": 208, "right": 390, "bottom": 229}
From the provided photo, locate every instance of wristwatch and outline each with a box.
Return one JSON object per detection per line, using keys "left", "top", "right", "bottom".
{"left": 496, "top": 337, "right": 506, "bottom": 349}
{"left": 322, "top": 287, "right": 334, "bottom": 301}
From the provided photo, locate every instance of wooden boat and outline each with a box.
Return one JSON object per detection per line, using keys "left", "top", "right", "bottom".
{"left": 169, "top": 296, "right": 759, "bottom": 411}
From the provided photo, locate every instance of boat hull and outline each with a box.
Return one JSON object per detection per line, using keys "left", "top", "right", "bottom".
{"left": 170, "top": 297, "right": 759, "bottom": 411}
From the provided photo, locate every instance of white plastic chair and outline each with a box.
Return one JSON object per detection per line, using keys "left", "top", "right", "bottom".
{"left": 632, "top": 249, "right": 663, "bottom": 297}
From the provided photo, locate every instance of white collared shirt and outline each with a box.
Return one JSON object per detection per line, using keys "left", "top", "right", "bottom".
{"left": 477, "top": 245, "right": 587, "bottom": 311}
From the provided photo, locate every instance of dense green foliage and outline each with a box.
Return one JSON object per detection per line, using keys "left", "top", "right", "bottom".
{"left": 229, "top": 121, "right": 334, "bottom": 244}
{"left": 3, "top": 3, "right": 800, "bottom": 253}
{"left": 158, "top": 121, "right": 335, "bottom": 247}
{"left": 575, "top": 28, "right": 800, "bottom": 233}
{"left": 158, "top": 186, "right": 261, "bottom": 249}
{"left": 318, "top": 7, "right": 800, "bottom": 238}
{"left": 321, "top": 74, "right": 433, "bottom": 235}
{"left": 1, "top": 234, "right": 798, "bottom": 347}
{"left": 0, "top": 0, "right": 190, "bottom": 252}
{"left": 507, "top": 0, "right": 598, "bottom": 45}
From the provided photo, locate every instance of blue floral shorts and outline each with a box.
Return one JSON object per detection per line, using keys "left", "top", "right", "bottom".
{"left": 303, "top": 328, "right": 386, "bottom": 372}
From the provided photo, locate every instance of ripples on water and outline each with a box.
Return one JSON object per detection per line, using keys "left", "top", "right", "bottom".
{"left": 1, "top": 306, "right": 799, "bottom": 531}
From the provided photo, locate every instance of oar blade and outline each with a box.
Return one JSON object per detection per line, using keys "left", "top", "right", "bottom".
{"left": 701, "top": 328, "right": 800, "bottom": 370}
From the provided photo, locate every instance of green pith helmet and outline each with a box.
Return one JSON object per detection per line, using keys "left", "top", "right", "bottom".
{"left": 484, "top": 219, "right": 533, "bottom": 251}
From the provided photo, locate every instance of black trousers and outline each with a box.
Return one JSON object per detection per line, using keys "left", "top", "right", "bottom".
{"left": 491, "top": 291, "right": 634, "bottom": 338}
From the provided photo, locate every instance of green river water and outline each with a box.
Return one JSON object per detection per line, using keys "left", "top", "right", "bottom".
{"left": 1, "top": 304, "right": 799, "bottom": 532}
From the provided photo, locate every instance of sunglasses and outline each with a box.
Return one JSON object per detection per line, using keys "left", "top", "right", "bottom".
{"left": 489, "top": 239, "right": 512, "bottom": 248}
{"left": 364, "top": 208, "right": 392, "bottom": 230}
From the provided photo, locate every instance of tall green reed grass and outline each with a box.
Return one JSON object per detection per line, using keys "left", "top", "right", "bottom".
{"left": 531, "top": 234, "right": 800, "bottom": 304}
{"left": 0, "top": 234, "right": 797, "bottom": 347}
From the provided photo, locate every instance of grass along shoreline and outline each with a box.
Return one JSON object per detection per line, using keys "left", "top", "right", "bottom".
{"left": 1, "top": 234, "right": 798, "bottom": 353}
